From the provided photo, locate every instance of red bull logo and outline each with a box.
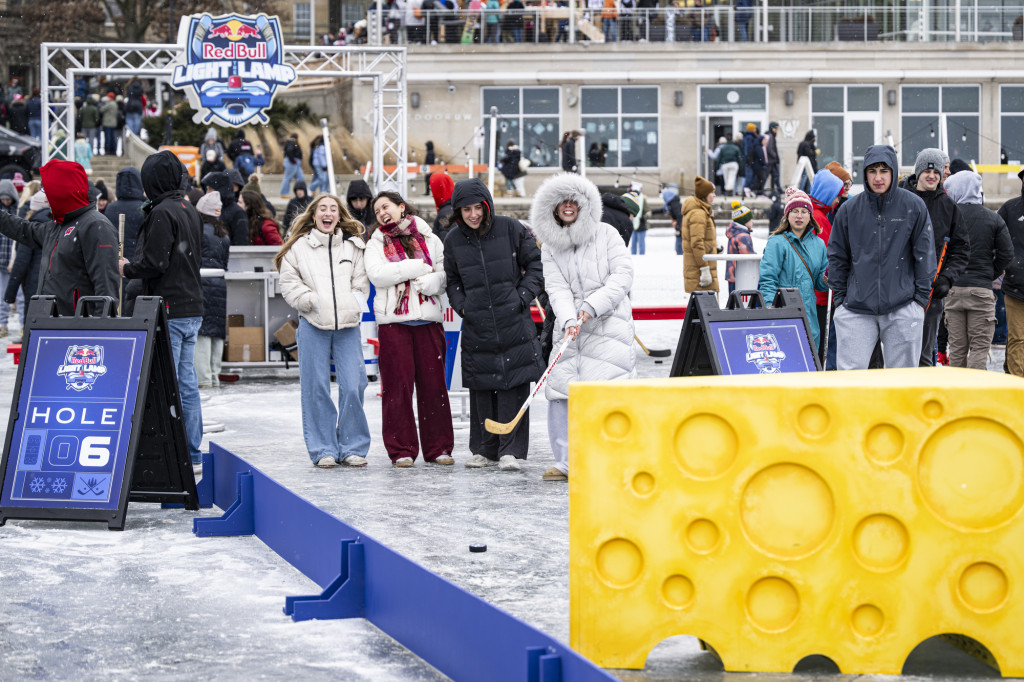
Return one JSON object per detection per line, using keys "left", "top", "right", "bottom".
{"left": 744, "top": 332, "right": 786, "bottom": 374}
{"left": 170, "top": 13, "right": 296, "bottom": 127}
{"left": 57, "top": 345, "right": 108, "bottom": 391}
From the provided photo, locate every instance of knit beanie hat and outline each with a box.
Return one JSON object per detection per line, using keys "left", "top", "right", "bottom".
{"left": 196, "top": 191, "right": 222, "bottom": 217}
{"left": 948, "top": 158, "right": 972, "bottom": 175}
{"left": 783, "top": 186, "right": 813, "bottom": 215}
{"left": 914, "top": 148, "right": 947, "bottom": 178}
{"left": 730, "top": 200, "right": 752, "bottom": 225}
{"left": 746, "top": 123, "right": 757, "bottom": 132}
{"left": 825, "top": 161, "right": 851, "bottom": 185}
{"left": 694, "top": 176, "right": 714, "bottom": 202}
{"left": 11, "top": 172, "right": 25, "bottom": 193}
{"left": 622, "top": 190, "right": 642, "bottom": 216}
{"left": 30, "top": 189, "right": 49, "bottom": 212}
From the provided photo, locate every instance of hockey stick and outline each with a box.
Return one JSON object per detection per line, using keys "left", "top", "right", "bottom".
{"left": 117, "top": 214, "right": 125, "bottom": 315}
{"left": 484, "top": 330, "right": 574, "bottom": 435}
{"left": 635, "top": 334, "right": 671, "bottom": 357}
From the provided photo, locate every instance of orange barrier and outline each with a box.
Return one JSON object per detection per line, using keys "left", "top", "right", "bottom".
{"left": 359, "top": 163, "right": 490, "bottom": 175}
{"left": 160, "top": 145, "right": 201, "bottom": 178}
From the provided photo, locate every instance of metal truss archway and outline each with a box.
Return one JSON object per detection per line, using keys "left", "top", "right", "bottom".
{"left": 40, "top": 42, "right": 408, "bottom": 193}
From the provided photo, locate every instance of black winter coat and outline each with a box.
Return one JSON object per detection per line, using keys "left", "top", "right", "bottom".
{"left": 4, "top": 208, "right": 46, "bottom": 305}
{"left": 600, "top": 193, "right": 633, "bottom": 245}
{"left": 561, "top": 137, "right": 577, "bottom": 173}
{"left": 123, "top": 151, "right": 204, "bottom": 319}
{"left": 954, "top": 203, "right": 1013, "bottom": 289}
{"left": 797, "top": 133, "right": 818, "bottom": 172}
{"left": 444, "top": 178, "right": 544, "bottom": 391}
{"left": 199, "top": 222, "right": 230, "bottom": 338}
{"left": 0, "top": 204, "right": 118, "bottom": 317}
{"left": 997, "top": 194, "right": 1024, "bottom": 301}
{"left": 901, "top": 176, "right": 971, "bottom": 289}
{"left": 105, "top": 167, "right": 146, "bottom": 260}
{"left": 204, "top": 171, "right": 249, "bottom": 245}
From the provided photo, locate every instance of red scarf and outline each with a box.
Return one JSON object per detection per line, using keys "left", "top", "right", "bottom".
{"left": 379, "top": 216, "right": 435, "bottom": 315}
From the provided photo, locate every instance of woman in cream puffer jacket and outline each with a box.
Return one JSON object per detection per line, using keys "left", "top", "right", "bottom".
{"left": 529, "top": 172, "right": 637, "bottom": 481}
{"left": 276, "top": 194, "right": 372, "bottom": 469}
{"left": 364, "top": 190, "right": 454, "bottom": 467}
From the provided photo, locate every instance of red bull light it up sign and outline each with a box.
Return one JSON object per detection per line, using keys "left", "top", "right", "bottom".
{"left": 170, "top": 14, "right": 297, "bottom": 127}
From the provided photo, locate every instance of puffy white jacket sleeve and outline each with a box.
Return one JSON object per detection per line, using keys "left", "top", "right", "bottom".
{"left": 584, "top": 225, "right": 634, "bottom": 317}
{"left": 279, "top": 249, "right": 315, "bottom": 314}
{"left": 410, "top": 233, "right": 446, "bottom": 296}
{"left": 365, "top": 239, "right": 434, "bottom": 287}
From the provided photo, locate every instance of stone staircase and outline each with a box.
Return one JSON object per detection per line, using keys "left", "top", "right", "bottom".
{"left": 87, "top": 153, "right": 131, "bottom": 187}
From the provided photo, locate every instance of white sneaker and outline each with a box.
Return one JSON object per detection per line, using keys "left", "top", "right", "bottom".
{"left": 499, "top": 455, "right": 522, "bottom": 471}
{"left": 393, "top": 457, "right": 415, "bottom": 467}
{"left": 431, "top": 454, "right": 455, "bottom": 465}
{"left": 340, "top": 455, "right": 367, "bottom": 467}
{"left": 464, "top": 454, "right": 497, "bottom": 468}
{"left": 315, "top": 457, "right": 337, "bottom": 468}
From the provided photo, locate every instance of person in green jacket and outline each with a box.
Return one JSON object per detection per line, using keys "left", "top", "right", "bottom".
{"left": 758, "top": 187, "right": 828, "bottom": 349}
{"left": 79, "top": 95, "right": 100, "bottom": 156}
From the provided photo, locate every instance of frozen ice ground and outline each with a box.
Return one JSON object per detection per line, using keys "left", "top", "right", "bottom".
{"left": 0, "top": 232, "right": 1009, "bottom": 680}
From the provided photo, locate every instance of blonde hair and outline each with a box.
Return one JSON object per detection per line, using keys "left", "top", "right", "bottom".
{"left": 273, "top": 194, "right": 363, "bottom": 271}
{"left": 19, "top": 180, "right": 40, "bottom": 207}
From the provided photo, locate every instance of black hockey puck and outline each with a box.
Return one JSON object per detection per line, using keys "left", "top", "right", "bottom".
{"left": 469, "top": 543, "right": 487, "bottom": 553}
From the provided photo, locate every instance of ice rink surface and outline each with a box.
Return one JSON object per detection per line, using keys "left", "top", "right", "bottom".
{"left": 0, "top": 232, "right": 1008, "bottom": 680}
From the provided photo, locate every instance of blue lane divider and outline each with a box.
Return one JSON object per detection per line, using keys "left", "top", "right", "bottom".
{"left": 193, "top": 442, "right": 613, "bottom": 682}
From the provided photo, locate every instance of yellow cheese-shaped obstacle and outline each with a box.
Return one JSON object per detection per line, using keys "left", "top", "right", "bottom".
{"left": 568, "top": 368, "right": 1024, "bottom": 675}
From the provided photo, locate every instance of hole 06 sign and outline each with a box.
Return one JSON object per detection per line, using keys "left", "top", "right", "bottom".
{"left": 1, "top": 296, "right": 198, "bottom": 530}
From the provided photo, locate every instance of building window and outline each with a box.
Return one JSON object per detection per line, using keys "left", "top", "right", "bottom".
{"left": 481, "top": 87, "right": 560, "bottom": 168}
{"left": 810, "top": 85, "right": 881, "bottom": 180}
{"left": 580, "top": 86, "right": 659, "bottom": 168}
{"left": 900, "top": 85, "right": 979, "bottom": 167}
{"left": 294, "top": 2, "right": 311, "bottom": 41}
{"left": 1001, "top": 85, "right": 1024, "bottom": 165}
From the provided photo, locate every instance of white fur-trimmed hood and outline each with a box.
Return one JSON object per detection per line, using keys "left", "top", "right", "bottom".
{"left": 529, "top": 173, "right": 604, "bottom": 253}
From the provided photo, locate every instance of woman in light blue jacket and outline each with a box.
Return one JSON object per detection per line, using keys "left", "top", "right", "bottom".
{"left": 758, "top": 187, "right": 829, "bottom": 349}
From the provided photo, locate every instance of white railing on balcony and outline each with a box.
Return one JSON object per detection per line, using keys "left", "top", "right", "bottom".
{"left": 355, "top": 2, "right": 1024, "bottom": 46}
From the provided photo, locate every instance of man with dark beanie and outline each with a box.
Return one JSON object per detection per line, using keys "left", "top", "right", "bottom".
{"left": 898, "top": 147, "right": 970, "bottom": 366}
{"left": 120, "top": 150, "right": 204, "bottom": 467}
{"left": 0, "top": 159, "right": 118, "bottom": 316}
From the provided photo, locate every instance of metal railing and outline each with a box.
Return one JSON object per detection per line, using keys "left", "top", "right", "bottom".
{"left": 364, "top": 2, "right": 1024, "bottom": 45}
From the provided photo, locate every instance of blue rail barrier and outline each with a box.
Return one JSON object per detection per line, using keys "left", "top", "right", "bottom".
{"left": 191, "top": 443, "right": 613, "bottom": 682}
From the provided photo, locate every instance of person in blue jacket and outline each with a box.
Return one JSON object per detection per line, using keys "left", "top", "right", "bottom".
{"left": 828, "top": 144, "right": 936, "bottom": 370}
{"left": 758, "top": 187, "right": 828, "bottom": 350}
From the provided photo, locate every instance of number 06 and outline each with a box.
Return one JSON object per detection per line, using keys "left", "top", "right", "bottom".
{"left": 80, "top": 436, "right": 111, "bottom": 467}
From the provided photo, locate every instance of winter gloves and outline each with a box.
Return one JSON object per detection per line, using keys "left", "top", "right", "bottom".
{"left": 932, "top": 275, "right": 952, "bottom": 300}
{"left": 699, "top": 266, "right": 712, "bottom": 288}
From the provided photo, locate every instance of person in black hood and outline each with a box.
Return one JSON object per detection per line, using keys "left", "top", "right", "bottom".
{"left": 443, "top": 177, "right": 544, "bottom": 472}
{"left": 346, "top": 179, "right": 374, "bottom": 233}
{"left": 105, "top": 167, "right": 146, "bottom": 259}
{"left": 119, "top": 150, "right": 204, "bottom": 466}
{"left": 203, "top": 170, "right": 249, "bottom": 245}
{"left": 600, "top": 192, "right": 633, "bottom": 245}
{"left": 894, "top": 147, "right": 970, "bottom": 366}
{"left": 283, "top": 180, "right": 312, "bottom": 234}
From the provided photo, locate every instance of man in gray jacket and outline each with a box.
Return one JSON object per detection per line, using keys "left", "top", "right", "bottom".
{"left": 828, "top": 145, "right": 936, "bottom": 369}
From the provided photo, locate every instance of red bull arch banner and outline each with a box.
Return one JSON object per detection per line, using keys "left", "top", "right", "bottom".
{"left": 170, "top": 13, "right": 297, "bottom": 127}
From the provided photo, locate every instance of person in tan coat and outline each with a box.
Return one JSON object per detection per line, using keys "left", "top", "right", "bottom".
{"left": 681, "top": 175, "right": 719, "bottom": 292}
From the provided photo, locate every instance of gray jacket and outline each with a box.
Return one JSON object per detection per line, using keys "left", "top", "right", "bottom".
{"left": 828, "top": 145, "right": 936, "bottom": 314}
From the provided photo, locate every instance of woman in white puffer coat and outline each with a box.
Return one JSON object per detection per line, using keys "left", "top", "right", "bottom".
{"left": 529, "top": 173, "right": 637, "bottom": 481}
{"left": 275, "top": 194, "right": 372, "bottom": 469}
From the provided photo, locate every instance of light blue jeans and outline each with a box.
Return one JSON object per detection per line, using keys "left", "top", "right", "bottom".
{"left": 298, "top": 318, "right": 370, "bottom": 464}
{"left": 168, "top": 316, "right": 204, "bottom": 464}
{"left": 280, "top": 157, "right": 306, "bottom": 196}
{"left": 125, "top": 112, "right": 142, "bottom": 136}
{"left": 630, "top": 230, "right": 646, "bottom": 255}
{"left": 309, "top": 167, "right": 329, "bottom": 194}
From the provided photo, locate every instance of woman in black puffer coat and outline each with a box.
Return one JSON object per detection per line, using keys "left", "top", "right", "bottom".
{"left": 192, "top": 192, "right": 230, "bottom": 388}
{"left": 444, "top": 178, "right": 544, "bottom": 471}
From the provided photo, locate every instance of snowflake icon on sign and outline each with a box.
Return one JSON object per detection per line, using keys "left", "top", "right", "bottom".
{"left": 29, "top": 477, "right": 45, "bottom": 493}
{"left": 51, "top": 478, "right": 68, "bottom": 494}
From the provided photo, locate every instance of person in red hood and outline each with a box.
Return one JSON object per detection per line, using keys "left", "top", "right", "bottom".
{"left": 429, "top": 172, "right": 454, "bottom": 242}
{"left": 0, "top": 159, "right": 118, "bottom": 316}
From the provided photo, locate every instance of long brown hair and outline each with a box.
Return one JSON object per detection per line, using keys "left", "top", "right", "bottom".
{"left": 273, "top": 194, "right": 363, "bottom": 271}
{"left": 771, "top": 211, "right": 821, "bottom": 237}
{"left": 370, "top": 190, "right": 422, "bottom": 257}
{"left": 241, "top": 190, "right": 280, "bottom": 244}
